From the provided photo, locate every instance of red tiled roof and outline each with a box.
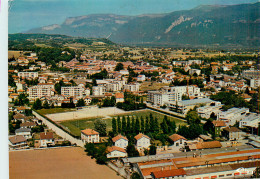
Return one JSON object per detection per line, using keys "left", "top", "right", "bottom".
{"left": 223, "top": 127, "right": 241, "bottom": 132}
{"left": 169, "top": 134, "right": 187, "bottom": 142}
{"left": 115, "top": 93, "right": 124, "bottom": 99}
{"left": 152, "top": 169, "right": 186, "bottom": 178}
{"left": 107, "top": 146, "right": 127, "bottom": 153}
{"left": 81, "top": 129, "right": 99, "bottom": 136}
{"left": 196, "top": 141, "right": 222, "bottom": 149}
{"left": 112, "top": 134, "right": 128, "bottom": 142}
{"left": 40, "top": 132, "right": 54, "bottom": 140}
{"left": 9, "top": 135, "right": 27, "bottom": 144}
{"left": 134, "top": 133, "right": 150, "bottom": 140}
{"left": 212, "top": 120, "right": 226, "bottom": 127}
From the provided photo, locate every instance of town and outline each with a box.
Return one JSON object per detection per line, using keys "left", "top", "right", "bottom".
{"left": 7, "top": 34, "right": 260, "bottom": 179}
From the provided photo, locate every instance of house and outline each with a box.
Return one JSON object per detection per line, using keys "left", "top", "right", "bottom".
{"left": 151, "top": 169, "right": 187, "bottom": 179}
{"left": 13, "top": 113, "right": 28, "bottom": 123}
{"left": 137, "top": 75, "right": 146, "bottom": 82}
{"left": 212, "top": 120, "right": 226, "bottom": 137}
{"left": 115, "top": 93, "right": 124, "bottom": 103}
{"left": 9, "top": 135, "right": 28, "bottom": 150}
{"left": 134, "top": 133, "right": 151, "bottom": 150}
{"left": 39, "top": 131, "right": 55, "bottom": 147}
{"left": 15, "top": 128, "right": 32, "bottom": 139}
{"left": 106, "top": 146, "right": 127, "bottom": 158}
{"left": 83, "top": 96, "right": 92, "bottom": 105}
{"left": 222, "top": 127, "right": 243, "bottom": 141}
{"left": 20, "top": 121, "right": 37, "bottom": 128}
{"left": 168, "top": 134, "right": 187, "bottom": 151}
{"left": 81, "top": 129, "right": 100, "bottom": 144}
{"left": 112, "top": 134, "right": 128, "bottom": 149}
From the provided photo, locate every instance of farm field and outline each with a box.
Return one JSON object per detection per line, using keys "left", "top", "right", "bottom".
{"left": 37, "top": 108, "right": 76, "bottom": 115}
{"left": 9, "top": 147, "right": 122, "bottom": 179}
{"left": 59, "top": 109, "right": 186, "bottom": 137}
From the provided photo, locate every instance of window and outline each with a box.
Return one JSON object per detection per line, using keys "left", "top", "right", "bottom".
{"left": 176, "top": 143, "right": 179, "bottom": 146}
{"left": 226, "top": 174, "right": 232, "bottom": 176}
{"left": 219, "top": 175, "right": 224, "bottom": 177}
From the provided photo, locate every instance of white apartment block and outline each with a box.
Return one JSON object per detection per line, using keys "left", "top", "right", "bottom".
{"left": 28, "top": 86, "right": 53, "bottom": 99}
{"left": 18, "top": 72, "right": 38, "bottom": 79}
{"left": 239, "top": 113, "right": 259, "bottom": 128}
{"left": 92, "top": 86, "right": 106, "bottom": 96}
{"left": 242, "top": 69, "right": 260, "bottom": 78}
{"left": 61, "top": 86, "right": 84, "bottom": 98}
{"left": 106, "top": 82, "right": 120, "bottom": 92}
{"left": 217, "top": 107, "right": 250, "bottom": 126}
{"left": 148, "top": 85, "right": 202, "bottom": 106}
{"left": 250, "top": 78, "right": 260, "bottom": 88}
{"left": 124, "top": 83, "right": 140, "bottom": 92}
{"left": 37, "top": 83, "right": 54, "bottom": 89}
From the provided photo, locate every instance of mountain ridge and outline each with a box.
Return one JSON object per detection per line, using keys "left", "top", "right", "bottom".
{"left": 26, "top": 2, "right": 260, "bottom": 47}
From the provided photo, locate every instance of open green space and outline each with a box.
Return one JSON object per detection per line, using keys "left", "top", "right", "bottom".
{"left": 36, "top": 108, "right": 76, "bottom": 115}
{"left": 59, "top": 109, "right": 186, "bottom": 137}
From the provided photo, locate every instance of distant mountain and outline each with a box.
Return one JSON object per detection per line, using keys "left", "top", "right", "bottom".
{"left": 26, "top": 2, "right": 260, "bottom": 48}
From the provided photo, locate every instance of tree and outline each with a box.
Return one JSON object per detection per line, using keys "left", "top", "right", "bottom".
{"left": 117, "top": 116, "right": 121, "bottom": 133}
{"left": 140, "top": 116, "right": 145, "bottom": 133}
{"left": 150, "top": 113, "right": 155, "bottom": 133}
{"left": 154, "top": 117, "right": 159, "bottom": 133}
{"left": 126, "top": 143, "right": 139, "bottom": 157}
{"left": 114, "top": 63, "right": 124, "bottom": 71}
{"left": 76, "top": 98, "right": 85, "bottom": 107}
{"left": 182, "top": 94, "right": 190, "bottom": 100}
{"left": 94, "top": 119, "right": 107, "bottom": 136}
{"left": 149, "top": 144, "right": 157, "bottom": 155}
{"left": 145, "top": 116, "right": 150, "bottom": 133}
{"left": 33, "top": 98, "right": 42, "bottom": 110}
{"left": 185, "top": 110, "right": 201, "bottom": 124}
{"left": 131, "top": 172, "right": 141, "bottom": 179}
{"left": 135, "top": 117, "right": 140, "bottom": 134}
{"left": 122, "top": 116, "right": 126, "bottom": 134}
{"left": 112, "top": 117, "right": 117, "bottom": 134}
{"left": 131, "top": 117, "right": 136, "bottom": 134}
{"left": 203, "top": 119, "right": 214, "bottom": 135}
{"left": 126, "top": 116, "right": 131, "bottom": 133}
{"left": 92, "top": 78, "right": 97, "bottom": 86}
{"left": 43, "top": 100, "right": 50, "bottom": 109}
{"left": 161, "top": 116, "right": 169, "bottom": 134}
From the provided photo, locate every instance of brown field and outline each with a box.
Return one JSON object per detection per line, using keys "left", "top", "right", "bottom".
{"left": 8, "top": 51, "right": 22, "bottom": 58}
{"left": 140, "top": 81, "right": 169, "bottom": 91}
{"left": 9, "top": 147, "right": 122, "bottom": 179}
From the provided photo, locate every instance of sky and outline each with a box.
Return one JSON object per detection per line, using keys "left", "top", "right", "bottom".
{"left": 8, "top": 0, "right": 259, "bottom": 33}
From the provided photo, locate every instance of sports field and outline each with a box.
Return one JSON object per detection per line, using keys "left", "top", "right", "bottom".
{"left": 59, "top": 109, "right": 186, "bottom": 137}
{"left": 9, "top": 147, "right": 121, "bottom": 179}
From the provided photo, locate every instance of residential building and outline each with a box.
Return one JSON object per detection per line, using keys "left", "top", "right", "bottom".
{"left": 92, "top": 86, "right": 106, "bottom": 96}
{"left": 250, "top": 78, "right": 260, "bottom": 88}
{"left": 81, "top": 129, "right": 100, "bottom": 144}
{"left": 106, "top": 146, "right": 127, "bottom": 158}
{"left": 15, "top": 128, "right": 32, "bottom": 139}
{"left": 189, "top": 69, "right": 201, "bottom": 76}
{"left": 212, "top": 120, "right": 226, "bottom": 137}
{"left": 222, "top": 127, "right": 243, "bottom": 141}
{"left": 135, "top": 133, "right": 151, "bottom": 150}
{"left": 20, "top": 121, "right": 37, "bottom": 128}
{"left": 137, "top": 75, "right": 146, "bottom": 82}
{"left": 242, "top": 69, "right": 260, "bottom": 78}
{"left": 112, "top": 134, "right": 128, "bottom": 149}
{"left": 18, "top": 71, "right": 38, "bottom": 79}
{"left": 61, "top": 86, "right": 84, "bottom": 98}
{"left": 168, "top": 134, "right": 187, "bottom": 151}
{"left": 9, "top": 135, "right": 28, "bottom": 150}
{"left": 39, "top": 131, "right": 55, "bottom": 147}
{"left": 197, "top": 104, "right": 222, "bottom": 119}
{"left": 106, "top": 82, "right": 120, "bottom": 92}
{"left": 28, "top": 86, "right": 53, "bottom": 99}
{"left": 115, "top": 93, "right": 124, "bottom": 103}
{"left": 124, "top": 83, "right": 140, "bottom": 92}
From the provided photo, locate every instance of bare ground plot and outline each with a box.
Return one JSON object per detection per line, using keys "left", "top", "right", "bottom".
{"left": 8, "top": 51, "right": 22, "bottom": 58}
{"left": 46, "top": 107, "right": 130, "bottom": 122}
{"left": 9, "top": 147, "right": 122, "bottom": 179}
{"left": 140, "top": 81, "right": 169, "bottom": 91}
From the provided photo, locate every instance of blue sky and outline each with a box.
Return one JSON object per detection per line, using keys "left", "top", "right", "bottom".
{"left": 8, "top": 0, "right": 259, "bottom": 33}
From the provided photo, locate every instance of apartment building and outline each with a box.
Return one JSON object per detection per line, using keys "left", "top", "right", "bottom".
{"left": 92, "top": 86, "right": 106, "bottom": 96}
{"left": 28, "top": 86, "right": 53, "bottom": 99}
{"left": 61, "top": 86, "right": 84, "bottom": 98}
{"left": 106, "top": 82, "right": 120, "bottom": 92}
{"left": 18, "top": 72, "right": 38, "bottom": 79}
{"left": 189, "top": 69, "right": 201, "bottom": 76}
{"left": 250, "top": 78, "right": 260, "bottom": 88}
{"left": 148, "top": 86, "right": 202, "bottom": 106}
{"left": 217, "top": 107, "right": 250, "bottom": 126}
{"left": 197, "top": 104, "right": 223, "bottom": 119}
{"left": 242, "top": 69, "right": 260, "bottom": 78}
{"left": 124, "top": 83, "right": 140, "bottom": 92}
